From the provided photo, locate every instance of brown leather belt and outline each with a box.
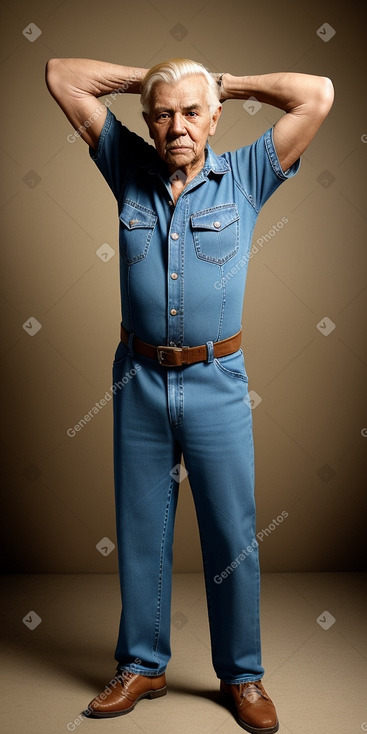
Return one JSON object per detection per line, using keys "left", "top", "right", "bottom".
{"left": 120, "top": 324, "right": 242, "bottom": 367}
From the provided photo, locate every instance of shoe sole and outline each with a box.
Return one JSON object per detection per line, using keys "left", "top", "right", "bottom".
{"left": 220, "top": 688, "right": 279, "bottom": 734}
{"left": 83, "top": 685, "right": 167, "bottom": 718}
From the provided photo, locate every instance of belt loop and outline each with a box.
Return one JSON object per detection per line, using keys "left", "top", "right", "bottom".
{"left": 127, "top": 331, "right": 135, "bottom": 356}
{"left": 206, "top": 340, "right": 214, "bottom": 363}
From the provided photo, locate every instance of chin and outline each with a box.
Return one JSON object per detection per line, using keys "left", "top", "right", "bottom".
{"left": 167, "top": 151, "right": 193, "bottom": 164}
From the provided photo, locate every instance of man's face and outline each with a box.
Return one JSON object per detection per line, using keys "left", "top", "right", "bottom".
{"left": 143, "top": 74, "right": 221, "bottom": 178}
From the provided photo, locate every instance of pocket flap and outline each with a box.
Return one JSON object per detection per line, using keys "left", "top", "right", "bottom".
{"left": 191, "top": 205, "right": 239, "bottom": 232}
{"left": 119, "top": 201, "right": 157, "bottom": 230}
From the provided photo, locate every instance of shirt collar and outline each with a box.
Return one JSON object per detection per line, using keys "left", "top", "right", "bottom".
{"left": 202, "top": 143, "right": 230, "bottom": 175}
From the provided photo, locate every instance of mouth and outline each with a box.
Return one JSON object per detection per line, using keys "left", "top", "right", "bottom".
{"left": 167, "top": 146, "right": 192, "bottom": 152}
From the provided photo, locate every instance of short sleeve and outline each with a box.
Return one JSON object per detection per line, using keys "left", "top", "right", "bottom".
{"left": 88, "top": 107, "right": 154, "bottom": 201}
{"left": 227, "top": 126, "right": 301, "bottom": 212}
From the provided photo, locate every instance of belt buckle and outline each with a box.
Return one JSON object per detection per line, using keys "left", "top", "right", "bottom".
{"left": 157, "top": 345, "right": 182, "bottom": 366}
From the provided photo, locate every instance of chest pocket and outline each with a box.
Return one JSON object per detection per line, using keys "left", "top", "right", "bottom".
{"left": 119, "top": 200, "right": 157, "bottom": 265}
{"left": 190, "top": 204, "right": 239, "bottom": 265}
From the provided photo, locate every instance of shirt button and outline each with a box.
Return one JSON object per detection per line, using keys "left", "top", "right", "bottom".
{"left": 168, "top": 200, "right": 173, "bottom": 206}
{"left": 171, "top": 232, "right": 179, "bottom": 240}
{"left": 213, "top": 221, "right": 221, "bottom": 228}
{"left": 170, "top": 308, "right": 177, "bottom": 316}
{"left": 171, "top": 272, "right": 178, "bottom": 280}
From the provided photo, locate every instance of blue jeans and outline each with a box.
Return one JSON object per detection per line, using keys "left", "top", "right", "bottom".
{"left": 111, "top": 339, "right": 264, "bottom": 685}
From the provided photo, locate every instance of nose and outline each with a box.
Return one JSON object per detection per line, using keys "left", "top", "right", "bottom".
{"left": 169, "top": 111, "right": 187, "bottom": 136}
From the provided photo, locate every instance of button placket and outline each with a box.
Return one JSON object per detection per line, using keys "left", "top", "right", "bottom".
{"left": 167, "top": 204, "right": 183, "bottom": 347}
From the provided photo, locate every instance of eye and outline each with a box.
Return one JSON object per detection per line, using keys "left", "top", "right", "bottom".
{"left": 187, "top": 111, "right": 198, "bottom": 117}
{"left": 157, "top": 112, "right": 170, "bottom": 121}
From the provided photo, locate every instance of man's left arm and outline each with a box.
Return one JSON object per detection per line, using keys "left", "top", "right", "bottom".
{"left": 219, "top": 72, "right": 334, "bottom": 171}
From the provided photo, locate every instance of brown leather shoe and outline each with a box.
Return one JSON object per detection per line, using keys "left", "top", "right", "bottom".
{"left": 220, "top": 679, "right": 279, "bottom": 733}
{"left": 84, "top": 670, "right": 167, "bottom": 718}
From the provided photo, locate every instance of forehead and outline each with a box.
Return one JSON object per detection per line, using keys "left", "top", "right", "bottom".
{"left": 150, "top": 74, "right": 209, "bottom": 110}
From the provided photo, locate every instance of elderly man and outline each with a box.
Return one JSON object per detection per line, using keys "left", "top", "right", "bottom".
{"left": 46, "top": 57, "right": 333, "bottom": 733}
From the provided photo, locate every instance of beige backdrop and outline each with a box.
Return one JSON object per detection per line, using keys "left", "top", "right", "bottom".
{"left": 1, "top": 0, "right": 366, "bottom": 573}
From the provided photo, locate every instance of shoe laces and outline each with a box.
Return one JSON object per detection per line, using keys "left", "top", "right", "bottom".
{"left": 239, "top": 681, "right": 269, "bottom": 702}
{"left": 115, "top": 670, "right": 135, "bottom": 688}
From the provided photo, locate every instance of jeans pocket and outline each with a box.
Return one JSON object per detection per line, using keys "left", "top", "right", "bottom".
{"left": 190, "top": 203, "right": 239, "bottom": 265}
{"left": 214, "top": 348, "right": 248, "bottom": 382}
{"left": 113, "top": 341, "right": 129, "bottom": 366}
{"left": 119, "top": 200, "right": 157, "bottom": 265}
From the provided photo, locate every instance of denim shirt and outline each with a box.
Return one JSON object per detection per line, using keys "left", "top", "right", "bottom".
{"left": 89, "top": 108, "right": 300, "bottom": 347}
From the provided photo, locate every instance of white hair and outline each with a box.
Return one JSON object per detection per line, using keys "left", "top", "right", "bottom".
{"left": 140, "top": 58, "right": 221, "bottom": 116}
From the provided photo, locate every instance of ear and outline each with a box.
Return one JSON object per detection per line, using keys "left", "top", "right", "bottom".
{"left": 208, "top": 104, "right": 222, "bottom": 137}
{"left": 142, "top": 111, "right": 154, "bottom": 140}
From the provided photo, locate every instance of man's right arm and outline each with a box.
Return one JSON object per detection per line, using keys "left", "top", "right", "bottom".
{"left": 45, "top": 58, "right": 148, "bottom": 149}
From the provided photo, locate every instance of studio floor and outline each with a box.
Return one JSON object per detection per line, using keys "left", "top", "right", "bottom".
{"left": 1, "top": 572, "right": 366, "bottom": 734}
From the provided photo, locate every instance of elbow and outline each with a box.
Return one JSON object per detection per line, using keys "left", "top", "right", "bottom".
{"left": 318, "top": 76, "right": 335, "bottom": 116}
{"left": 45, "top": 57, "right": 58, "bottom": 81}
{"left": 45, "top": 58, "right": 57, "bottom": 93}
{"left": 45, "top": 58, "right": 64, "bottom": 96}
